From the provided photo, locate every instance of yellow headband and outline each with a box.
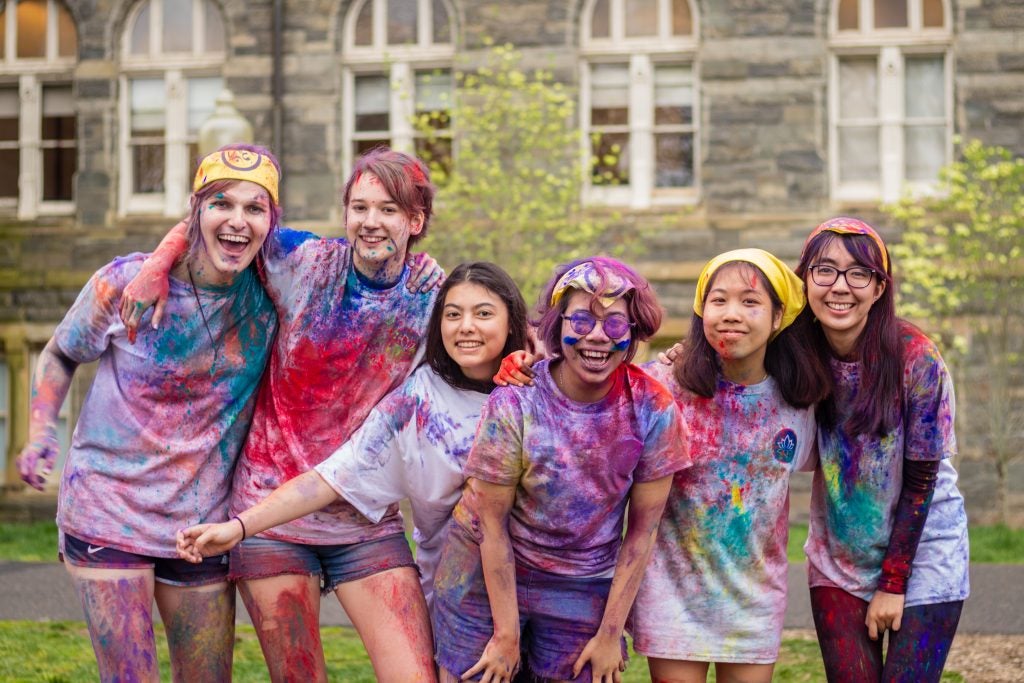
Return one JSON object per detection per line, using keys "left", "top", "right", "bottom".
{"left": 550, "top": 261, "right": 634, "bottom": 309}
{"left": 694, "top": 248, "right": 805, "bottom": 340}
{"left": 803, "top": 216, "right": 889, "bottom": 273}
{"left": 193, "top": 148, "right": 280, "bottom": 205}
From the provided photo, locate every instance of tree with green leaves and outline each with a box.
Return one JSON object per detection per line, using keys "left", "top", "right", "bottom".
{"left": 414, "top": 43, "right": 625, "bottom": 304}
{"left": 886, "top": 139, "right": 1024, "bottom": 524}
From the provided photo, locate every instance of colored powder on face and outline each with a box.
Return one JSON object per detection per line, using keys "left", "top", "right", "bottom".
{"left": 563, "top": 335, "right": 581, "bottom": 346}
{"left": 612, "top": 339, "right": 630, "bottom": 352}
{"left": 215, "top": 193, "right": 225, "bottom": 199}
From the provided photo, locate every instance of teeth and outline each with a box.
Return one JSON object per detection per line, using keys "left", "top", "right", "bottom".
{"left": 456, "top": 341, "right": 483, "bottom": 348}
{"left": 580, "top": 350, "right": 609, "bottom": 360}
{"left": 827, "top": 302, "right": 854, "bottom": 311}
{"left": 219, "top": 234, "right": 250, "bottom": 244}
{"left": 362, "top": 235, "right": 385, "bottom": 243}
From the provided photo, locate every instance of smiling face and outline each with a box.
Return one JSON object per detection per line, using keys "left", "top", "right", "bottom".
{"left": 344, "top": 172, "right": 424, "bottom": 283}
{"left": 805, "top": 239, "right": 885, "bottom": 358}
{"left": 440, "top": 282, "right": 511, "bottom": 383}
{"left": 701, "top": 264, "right": 782, "bottom": 384}
{"left": 191, "top": 180, "right": 273, "bottom": 286}
{"left": 556, "top": 290, "right": 630, "bottom": 403}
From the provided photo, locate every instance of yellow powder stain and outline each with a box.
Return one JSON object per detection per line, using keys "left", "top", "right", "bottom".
{"left": 731, "top": 483, "right": 744, "bottom": 513}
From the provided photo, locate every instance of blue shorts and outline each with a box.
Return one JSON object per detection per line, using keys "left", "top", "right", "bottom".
{"left": 61, "top": 533, "right": 229, "bottom": 587}
{"left": 433, "top": 524, "right": 626, "bottom": 682}
{"left": 229, "top": 532, "right": 416, "bottom": 594}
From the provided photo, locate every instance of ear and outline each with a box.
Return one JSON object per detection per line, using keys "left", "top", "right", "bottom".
{"left": 409, "top": 212, "right": 425, "bottom": 236}
{"left": 772, "top": 305, "right": 784, "bottom": 332}
{"left": 872, "top": 278, "right": 886, "bottom": 304}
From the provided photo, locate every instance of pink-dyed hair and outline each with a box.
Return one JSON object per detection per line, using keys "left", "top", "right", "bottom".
{"left": 342, "top": 147, "right": 436, "bottom": 245}
{"left": 535, "top": 256, "right": 662, "bottom": 363}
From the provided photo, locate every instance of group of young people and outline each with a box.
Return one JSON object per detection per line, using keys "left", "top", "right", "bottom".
{"left": 17, "top": 144, "right": 969, "bottom": 683}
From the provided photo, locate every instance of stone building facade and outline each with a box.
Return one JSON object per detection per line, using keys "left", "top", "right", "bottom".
{"left": 0, "top": 0, "right": 1022, "bottom": 514}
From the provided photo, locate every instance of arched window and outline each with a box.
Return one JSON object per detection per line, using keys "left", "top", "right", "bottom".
{"left": 119, "top": 0, "right": 226, "bottom": 216}
{"left": 829, "top": 0, "right": 952, "bottom": 202}
{"left": 581, "top": 0, "right": 698, "bottom": 208}
{"left": 0, "top": 0, "right": 78, "bottom": 219}
{"left": 341, "top": 0, "right": 454, "bottom": 176}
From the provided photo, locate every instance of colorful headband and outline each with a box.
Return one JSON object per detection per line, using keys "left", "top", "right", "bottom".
{"left": 694, "top": 248, "right": 806, "bottom": 340}
{"left": 803, "top": 217, "right": 889, "bottom": 273}
{"left": 193, "top": 148, "right": 280, "bottom": 205}
{"left": 550, "top": 261, "right": 635, "bottom": 309}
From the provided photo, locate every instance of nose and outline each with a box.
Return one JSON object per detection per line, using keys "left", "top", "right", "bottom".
{"left": 458, "top": 314, "right": 476, "bottom": 333}
{"left": 585, "top": 318, "right": 612, "bottom": 341}
{"left": 227, "top": 205, "right": 247, "bottom": 228}
{"left": 722, "top": 300, "right": 743, "bottom": 321}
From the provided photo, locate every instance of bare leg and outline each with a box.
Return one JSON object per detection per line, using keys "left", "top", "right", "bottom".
{"left": 335, "top": 566, "right": 436, "bottom": 682}
{"left": 238, "top": 574, "right": 327, "bottom": 683}
{"left": 66, "top": 564, "right": 159, "bottom": 683}
{"left": 155, "top": 580, "right": 235, "bottom": 682}
{"left": 714, "top": 662, "right": 775, "bottom": 683}
{"left": 648, "top": 657, "right": 711, "bottom": 683}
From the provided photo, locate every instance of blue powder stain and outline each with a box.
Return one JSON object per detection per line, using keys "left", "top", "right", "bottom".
{"left": 215, "top": 193, "right": 225, "bottom": 199}
{"left": 563, "top": 335, "right": 580, "bottom": 346}
{"left": 612, "top": 339, "right": 630, "bottom": 352}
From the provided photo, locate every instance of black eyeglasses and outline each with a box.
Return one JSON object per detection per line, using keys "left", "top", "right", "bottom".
{"left": 561, "top": 310, "right": 634, "bottom": 340}
{"left": 808, "top": 264, "right": 876, "bottom": 289}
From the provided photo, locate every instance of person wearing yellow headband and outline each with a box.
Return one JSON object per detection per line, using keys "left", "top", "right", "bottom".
{"left": 14, "top": 143, "right": 279, "bottom": 681}
{"left": 797, "top": 218, "right": 969, "bottom": 683}
{"left": 630, "top": 249, "right": 830, "bottom": 683}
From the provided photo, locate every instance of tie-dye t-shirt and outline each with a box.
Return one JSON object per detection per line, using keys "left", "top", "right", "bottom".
{"left": 630, "top": 362, "right": 816, "bottom": 663}
{"left": 805, "top": 322, "right": 970, "bottom": 606}
{"left": 55, "top": 254, "right": 276, "bottom": 557}
{"left": 230, "top": 228, "right": 437, "bottom": 544}
{"left": 314, "top": 365, "right": 486, "bottom": 607}
{"left": 453, "top": 360, "right": 689, "bottom": 577}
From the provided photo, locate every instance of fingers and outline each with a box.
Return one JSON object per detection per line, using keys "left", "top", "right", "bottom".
{"left": 152, "top": 299, "right": 167, "bottom": 330}
{"left": 891, "top": 610, "right": 902, "bottom": 632}
{"left": 866, "top": 615, "right": 880, "bottom": 641}
{"left": 420, "top": 267, "right": 444, "bottom": 293}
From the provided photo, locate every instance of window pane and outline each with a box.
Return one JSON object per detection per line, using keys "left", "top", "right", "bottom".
{"left": 133, "top": 144, "right": 165, "bottom": 193}
{"left": 837, "top": 0, "right": 858, "bottom": 30}
{"left": 17, "top": 0, "right": 47, "bottom": 58}
{"left": 874, "top": 0, "right": 907, "bottom": 28}
{"left": 672, "top": 0, "right": 692, "bottom": 35}
{"left": 131, "top": 78, "right": 166, "bottom": 132}
{"left": 654, "top": 65, "right": 692, "bottom": 125}
{"left": 0, "top": 88, "right": 19, "bottom": 141}
{"left": 355, "top": 0, "right": 373, "bottom": 46}
{"left": 163, "top": 0, "right": 194, "bottom": 52}
{"left": 205, "top": 0, "right": 225, "bottom": 52}
{"left": 43, "top": 147, "right": 76, "bottom": 200}
{"left": 187, "top": 77, "right": 222, "bottom": 133}
{"left": 838, "top": 58, "right": 877, "bottom": 120}
{"left": 0, "top": 150, "right": 17, "bottom": 197}
{"left": 130, "top": 1, "right": 151, "bottom": 55}
{"left": 57, "top": 2, "right": 78, "bottom": 57}
{"left": 923, "top": 0, "right": 944, "bottom": 27}
{"left": 592, "top": 132, "right": 629, "bottom": 185}
{"left": 590, "top": 0, "right": 609, "bottom": 38}
{"left": 591, "top": 64, "right": 629, "bottom": 126}
{"left": 625, "top": 0, "right": 657, "bottom": 37}
{"left": 0, "top": 86, "right": 19, "bottom": 197}
{"left": 655, "top": 133, "right": 693, "bottom": 187}
{"left": 905, "top": 56, "right": 944, "bottom": 118}
{"left": 42, "top": 85, "right": 74, "bottom": 140}
{"left": 432, "top": 0, "right": 450, "bottom": 43}
{"left": 388, "top": 0, "right": 417, "bottom": 45}
{"left": 355, "top": 75, "right": 390, "bottom": 131}
{"left": 905, "top": 125, "right": 945, "bottom": 181}
{"left": 355, "top": 138, "right": 390, "bottom": 158}
{"left": 838, "top": 126, "right": 879, "bottom": 182}
{"left": 415, "top": 70, "right": 451, "bottom": 130}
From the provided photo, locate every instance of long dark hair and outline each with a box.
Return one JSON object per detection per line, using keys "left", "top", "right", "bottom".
{"left": 675, "top": 261, "right": 829, "bottom": 408}
{"left": 796, "top": 231, "right": 903, "bottom": 435}
{"left": 424, "top": 262, "right": 529, "bottom": 393}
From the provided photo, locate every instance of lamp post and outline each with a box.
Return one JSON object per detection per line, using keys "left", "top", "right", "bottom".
{"left": 198, "top": 89, "right": 254, "bottom": 156}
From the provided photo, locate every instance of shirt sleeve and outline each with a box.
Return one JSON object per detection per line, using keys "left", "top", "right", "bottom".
{"left": 53, "top": 259, "right": 129, "bottom": 364}
{"left": 260, "top": 226, "right": 349, "bottom": 306}
{"left": 903, "top": 341, "right": 957, "bottom": 462}
{"left": 463, "top": 386, "right": 525, "bottom": 487}
{"left": 793, "top": 406, "right": 819, "bottom": 473}
{"left": 313, "top": 388, "right": 418, "bottom": 523}
{"left": 633, "top": 379, "right": 690, "bottom": 482}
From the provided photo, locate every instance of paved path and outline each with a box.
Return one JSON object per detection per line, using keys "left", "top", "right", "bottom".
{"left": 1, "top": 561, "right": 1020, "bottom": 634}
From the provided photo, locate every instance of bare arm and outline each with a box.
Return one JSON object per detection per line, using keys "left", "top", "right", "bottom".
{"left": 460, "top": 477, "right": 520, "bottom": 682}
{"left": 119, "top": 220, "right": 189, "bottom": 341}
{"left": 572, "top": 474, "right": 674, "bottom": 682}
{"left": 16, "top": 339, "right": 78, "bottom": 490}
{"left": 176, "top": 470, "right": 339, "bottom": 561}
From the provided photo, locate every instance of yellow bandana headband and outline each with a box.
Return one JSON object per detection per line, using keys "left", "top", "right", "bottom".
{"left": 803, "top": 216, "right": 889, "bottom": 273}
{"left": 550, "top": 261, "right": 634, "bottom": 309}
{"left": 694, "top": 248, "right": 805, "bottom": 339}
{"left": 193, "top": 148, "right": 280, "bottom": 205}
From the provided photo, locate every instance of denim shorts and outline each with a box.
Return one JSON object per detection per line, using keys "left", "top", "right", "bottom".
{"left": 62, "top": 532, "right": 229, "bottom": 587}
{"left": 228, "top": 532, "right": 416, "bottom": 594}
{"left": 433, "top": 523, "right": 626, "bottom": 682}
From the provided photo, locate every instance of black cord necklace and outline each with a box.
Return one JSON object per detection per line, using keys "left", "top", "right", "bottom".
{"left": 188, "top": 264, "right": 219, "bottom": 363}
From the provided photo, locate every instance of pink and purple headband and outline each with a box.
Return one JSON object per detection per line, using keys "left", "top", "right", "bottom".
{"left": 803, "top": 217, "right": 890, "bottom": 273}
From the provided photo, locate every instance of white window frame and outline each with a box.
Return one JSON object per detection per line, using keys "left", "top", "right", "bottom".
{"left": 580, "top": 0, "right": 700, "bottom": 209}
{"left": 0, "top": 0, "right": 77, "bottom": 219}
{"left": 340, "top": 0, "right": 455, "bottom": 179}
{"left": 828, "top": 0, "right": 953, "bottom": 203}
{"left": 118, "top": 0, "right": 225, "bottom": 217}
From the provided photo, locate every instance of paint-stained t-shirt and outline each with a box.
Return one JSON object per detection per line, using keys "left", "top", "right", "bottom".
{"left": 453, "top": 360, "right": 689, "bottom": 577}
{"left": 631, "top": 362, "right": 816, "bottom": 663}
{"left": 315, "top": 365, "right": 486, "bottom": 608}
{"left": 231, "top": 228, "right": 437, "bottom": 544}
{"left": 55, "top": 254, "right": 276, "bottom": 557}
{"left": 805, "top": 322, "right": 970, "bottom": 606}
